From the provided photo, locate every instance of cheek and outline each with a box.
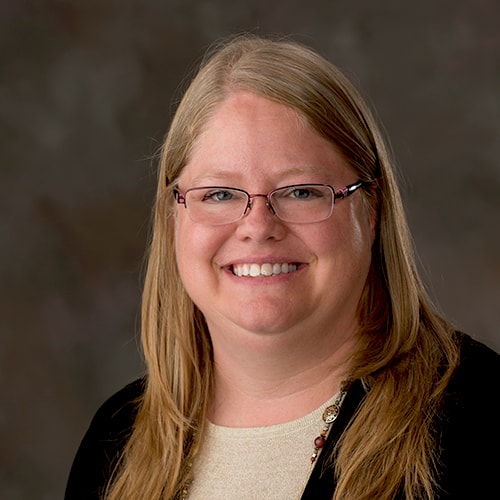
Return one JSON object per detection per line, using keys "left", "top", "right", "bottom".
{"left": 174, "top": 215, "right": 226, "bottom": 276}
{"left": 175, "top": 214, "right": 202, "bottom": 278}
{"left": 347, "top": 197, "right": 376, "bottom": 245}
{"left": 319, "top": 204, "right": 374, "bottom": 273}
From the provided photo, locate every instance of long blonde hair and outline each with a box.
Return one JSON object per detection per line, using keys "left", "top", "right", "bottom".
{"left": 107, "top": 35, "right": 459, "bottom": 499}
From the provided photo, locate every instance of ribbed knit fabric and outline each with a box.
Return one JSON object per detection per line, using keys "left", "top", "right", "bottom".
{"left": 189, "top": 395, "right": 338, "bottom": 500}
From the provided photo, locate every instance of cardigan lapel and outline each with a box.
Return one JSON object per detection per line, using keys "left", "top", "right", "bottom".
{"left": 301, "top": 379, "right": 367, "bottom": 499}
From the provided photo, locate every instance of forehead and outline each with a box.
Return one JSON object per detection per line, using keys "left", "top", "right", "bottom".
{"left": 180, "top": 91, "right": 351, "bottom": 186}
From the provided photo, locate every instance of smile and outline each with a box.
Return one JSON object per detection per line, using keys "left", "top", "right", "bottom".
{"left": 232, "top": 262, "right": 298, "bottom": 277}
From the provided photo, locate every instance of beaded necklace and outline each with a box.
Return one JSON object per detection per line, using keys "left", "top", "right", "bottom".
{"left": 180, "top": 380, "right": 350, "bottom": 499}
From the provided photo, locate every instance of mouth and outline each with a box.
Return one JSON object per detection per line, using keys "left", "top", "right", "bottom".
{"left": 231, "top": 262, "right": 299, "bottom": 278}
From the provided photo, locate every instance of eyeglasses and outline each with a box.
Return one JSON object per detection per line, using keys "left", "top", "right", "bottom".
{"left": 173, "top": 181, "right": 368, "bottom": 226}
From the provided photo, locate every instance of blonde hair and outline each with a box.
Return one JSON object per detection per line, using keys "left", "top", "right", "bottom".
{"left": 106, "top": 35, "right": 459, "bottom": 499}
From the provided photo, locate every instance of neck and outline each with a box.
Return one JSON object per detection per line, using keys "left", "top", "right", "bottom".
{"left": 208, "top": 325, "right": 356, "bottom": 427}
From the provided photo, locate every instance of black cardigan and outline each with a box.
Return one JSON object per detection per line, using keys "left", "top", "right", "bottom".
{"left": 65, "top": 333, "right": 500, "bottom": 499}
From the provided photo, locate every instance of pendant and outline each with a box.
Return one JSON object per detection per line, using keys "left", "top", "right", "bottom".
{"left": 322, "top": 403, "right": 340, "bottom": 424}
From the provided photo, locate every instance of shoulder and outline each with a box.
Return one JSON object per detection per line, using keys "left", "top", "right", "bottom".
{"left": 79, "top": 377, "right": 145, "bottom": 450}
{"left": 442, "top": 331, "right": 499, "bottom": 421}
{"left": 454, "top": 331, "right": 499, "bottom": 371}
{"left": 441, "top": 332, "right": 499, "bottom": 430}
{"left": 90, "top": 377, "right": 145, "bottom": 434}
{"left": 445, "top": 332, "right": 499, "bottom": 404}
{"left": 437, "top": 333, "right": 500, "bottom": 498}
{"left": 65, "top": 378, "right": 146, "bottom": 499}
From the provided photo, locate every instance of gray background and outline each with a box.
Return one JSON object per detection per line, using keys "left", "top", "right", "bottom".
{"left": 1, "top": 1, "right": 498, "bottom": 498}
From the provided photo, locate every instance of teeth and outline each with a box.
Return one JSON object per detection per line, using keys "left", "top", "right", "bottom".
{"left": 250, "top": 264, "right": 260, "bottom": 277}
{"left": 232, "top": 263, "right": 297, "bottom": 277}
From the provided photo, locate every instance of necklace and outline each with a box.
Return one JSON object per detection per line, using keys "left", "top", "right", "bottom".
{"left": 180, "top": 380, "right": 350, "bottom": 499}
{"left": 296, "top": 379, "right": 350, "bottom": 499}
{"left": 310, "top": 379, "right": 350, "bottom": 464}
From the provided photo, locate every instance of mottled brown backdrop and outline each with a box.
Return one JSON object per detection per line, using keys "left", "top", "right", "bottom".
{"left": 1, "top": 1, "right": 499, "bottom": 498}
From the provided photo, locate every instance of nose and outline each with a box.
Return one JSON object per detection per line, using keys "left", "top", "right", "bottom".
{"left": 245, "top": 194, "right": 276, "bottom": 217}
{"left": 236, "top": 194, "right": 285, "bottom": 241}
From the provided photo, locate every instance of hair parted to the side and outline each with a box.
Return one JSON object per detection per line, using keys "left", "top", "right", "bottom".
{"left": 106, "top": 34, "right": 459, "bottom": 500}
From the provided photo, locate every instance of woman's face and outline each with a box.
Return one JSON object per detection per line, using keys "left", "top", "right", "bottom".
{"left": 175, "top": 91, "right": 375, "bottom": 351}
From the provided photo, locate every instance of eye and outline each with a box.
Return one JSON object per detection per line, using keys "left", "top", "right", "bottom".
{"left": 283, "top": 185, "right": 326, "bottom": 200}
{"left": 202, "top": 190, "right": 231, "bottom": 202}
{"left": 200, "top": 188, "right": 245, "bottom": 203}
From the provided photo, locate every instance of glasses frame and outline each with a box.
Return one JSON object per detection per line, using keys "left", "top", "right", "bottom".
{"left": 173, "top": 181, "right": 368, "bottom": 225}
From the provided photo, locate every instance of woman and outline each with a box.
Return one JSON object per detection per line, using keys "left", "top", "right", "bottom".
{"left": 65, "top": 35, "right": 499, "bottom": 499}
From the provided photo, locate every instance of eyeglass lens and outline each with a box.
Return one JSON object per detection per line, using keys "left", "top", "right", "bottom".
{"left": 182, "top": 185, "right": 335, "bottom": 225}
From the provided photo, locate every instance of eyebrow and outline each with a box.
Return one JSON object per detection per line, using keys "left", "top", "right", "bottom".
{"left": 187, "top": 165, "right": 333, "bottom": 186}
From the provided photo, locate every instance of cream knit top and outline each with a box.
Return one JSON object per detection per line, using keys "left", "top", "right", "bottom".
{"left": 188, "top": 395, "right": 337, "bottom": 500}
